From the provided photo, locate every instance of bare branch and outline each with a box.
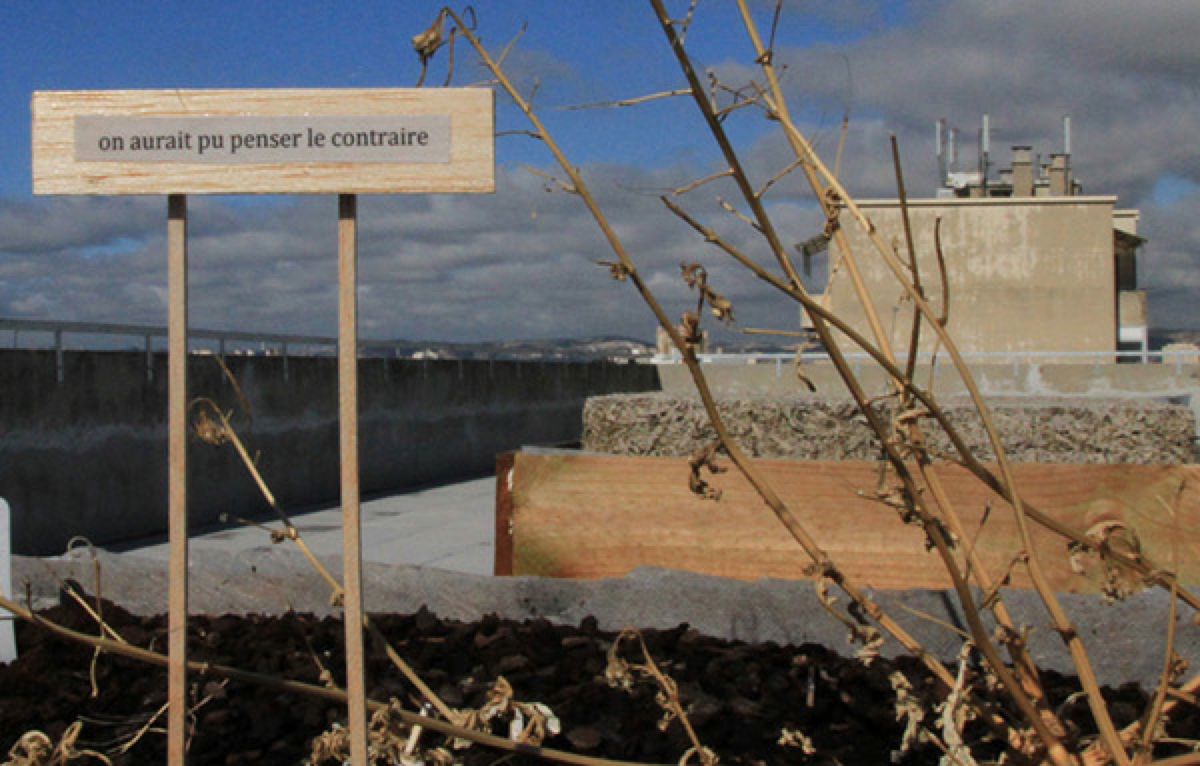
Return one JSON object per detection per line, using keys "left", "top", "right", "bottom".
{"left": 556, "top": 89, "right": 692, "bottom": 111}
{"left": 496, "top": 129, "right": 543, "bottom": 141}
{"left": 740, "top": 327, "right": 808, "bottom": 338}
{"left": 718, "top": 198, "right": 762, "bottom": 232}
{"left": 755, "top": 157, "right": 803, "bottom": 199}
{"left": 671, "top": 168, "right": 734, "bottom": 196}
{"left": 675, "top": 0, "right": 700, "bottom": 45}
{"left": 495, "top": 21, "right": 528, "bottom": 69}
{"left": 523, "top": 164, "right": 578, "bottom": 194}
{"left": 1135, "top": 582, "right": 1181, "bottom": 759}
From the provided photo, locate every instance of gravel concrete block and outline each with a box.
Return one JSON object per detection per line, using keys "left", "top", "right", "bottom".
{"left": 583, "top": 393, "right": 1197, "bottom": 464}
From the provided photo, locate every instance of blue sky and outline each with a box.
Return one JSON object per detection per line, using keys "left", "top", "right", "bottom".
{"left": 0, "top": 2, "right": 893, "bottom": 196}
{"left": 2, "top": 1, "right": 1199, "bottom": 343}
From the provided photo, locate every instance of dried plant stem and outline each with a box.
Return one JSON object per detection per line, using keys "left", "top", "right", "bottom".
{"left": 672, "top": 169, "right": 734, "bottom": 196}
{"left": 661, "top": 196, "right": 1193, "bottom": 617}
{"left": 1, "top": 593, "right": 664, "bottom": 766}
{"left": 666, "top": 156, "right": 1057, "bottom": 754}
{"left": 657, "top": 1, "right": 1095, "bottom": 760}
{"left": 1133, "top": 583, "right": 1180, "bottom": 763}
{"left": 736, "top": 7, "right": 1123, "bottom": 762}
{"left": 447, "top": 3, "right": 965, "bottom": 691}
{"left": 771, "top": 77, "right": 1124, "bottom": 761}
{"left": 614, "top": 629, "right": 714, "bottom": 764}
{"left": 890, "top": 133, "right": 924, "bottom": 384}
{"left": 891, "top": 139, "right": 1049, "bottom": 709}
{"left": 557, "top": 89, "right": 691, "bottom": 111}
{"left": 652, "top": 6, "right": 1074, "bottom": 757}
{"left": 190, "top": 399, "right": 456, "bottom": 723}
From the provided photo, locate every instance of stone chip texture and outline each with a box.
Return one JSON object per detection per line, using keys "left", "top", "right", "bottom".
{"left": 583, "top": 393, "right": 1197, "bottom": 464}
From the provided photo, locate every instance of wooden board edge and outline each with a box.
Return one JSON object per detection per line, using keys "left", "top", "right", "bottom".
{"left": 494, "top": 452, "right": 516, "bottom": 576}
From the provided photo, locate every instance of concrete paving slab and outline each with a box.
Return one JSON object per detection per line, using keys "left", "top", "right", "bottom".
{"left": 124, "top": 477, "right": 495, "bottom": 575}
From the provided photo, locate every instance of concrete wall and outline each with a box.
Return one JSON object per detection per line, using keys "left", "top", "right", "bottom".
{"left": 826, "top": 196, "right": 1119, "bottom": 357}
{"left": 0, "top": 350, "right": 659, "bottom": 554}
{"left": 659, "top": 360, "right": 1200, "bottom": 399}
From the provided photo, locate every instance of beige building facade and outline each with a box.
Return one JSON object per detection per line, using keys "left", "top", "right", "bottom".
{"left": 822, "top": 195, "right": 1140, "bottom": 358}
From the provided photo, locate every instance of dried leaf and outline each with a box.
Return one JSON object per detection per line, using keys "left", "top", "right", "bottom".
{"left": 889, "top": 671, "right": 927, "bottom": 756}
{"left": 411, "top": 10, "right": 447, "bottom": 64}
{"left": 815, "top": 578, "right": 884, "bottom": 665}
{"left": 192, "top": 406, "right": 230, "bottom": 447}
{"left": 704, "top": 287, "right": 735, "bottom": 324}
{"left": 680, "top": 262, "right": 707, "bottom": 288}
{"left": 596, "top": 259, "right": 631, "bottom": 281}
{"left": 679, "top": 311, "right": 703, "bottom": 350}
{"left": 1068, "top": 520, "right": 1146, "bottom": 602}
{"left": 448, "top": 677, "right": 559, "bottom": 749}
{"left": 778, "top": 728, "right": 816, "bottom": 754}
{"left": 687, "top": 441, "right": 726, "bottom": 501}
{"left": 604, "top": 637, "right": 636, "bottom": 690}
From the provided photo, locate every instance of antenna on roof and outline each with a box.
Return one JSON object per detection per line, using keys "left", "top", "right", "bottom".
{"left": 980, "top": 113, "right": 990, "bottom": 187}
{"left": 935, "top": 118, "right": 946, "bottom": 183}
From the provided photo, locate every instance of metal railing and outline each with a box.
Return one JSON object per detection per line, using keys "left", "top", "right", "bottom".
{"left": 0, "top": 317, "right": 395, "bottom": 384}
{"left": 651, "top": 348, "right": 1200, "bottom": 377}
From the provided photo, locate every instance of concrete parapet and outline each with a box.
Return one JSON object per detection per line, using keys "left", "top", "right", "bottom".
{"left": 583, "top": 392, "right": 1196, "bottom": 464}
{"left": 0, "top": 350, "right": 659, "bottom": 554}
{"left": 657, "top": 360, "right": 1200, "bottom": 399}
{"left": 14, "top": 549, "right": 1196, "bottom": 687}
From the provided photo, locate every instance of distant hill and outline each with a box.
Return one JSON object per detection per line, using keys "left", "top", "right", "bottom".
{"left": 370, "top": 336, "right": 656, "bottom": 362}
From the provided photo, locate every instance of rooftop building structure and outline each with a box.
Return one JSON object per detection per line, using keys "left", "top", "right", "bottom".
{"left": 810, "top": 116, "right": 1147, "bottom": 360}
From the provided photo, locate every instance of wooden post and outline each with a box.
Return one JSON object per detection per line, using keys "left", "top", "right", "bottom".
{"left": 166, "top": 194, "right": 189, "bottom": 765}
{"left": 338, "top": 193, "right": 368, "bottom": 765}
{"left": 0, "top": 497, "right": 15, "bottom": 664}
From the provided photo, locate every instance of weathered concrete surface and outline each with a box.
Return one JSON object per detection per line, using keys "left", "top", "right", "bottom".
{"left": 584, "top": 393, "right": 1197, "bottom": 464}
{"left": 827, "top": 197, "right": 1120, "bottom": 358}
{"left": 658, "top": 360, "right": 1200, "bottom": 400}
{"left": 12, "top": 549, "right": 1197, "bottom": 688}
{"left": 0, "top": 350, "right": 659, "bottom": 554}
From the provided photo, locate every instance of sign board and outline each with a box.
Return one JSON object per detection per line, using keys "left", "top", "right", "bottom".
{"left": 32, "top": 88, "right": 494, "bottom": 195}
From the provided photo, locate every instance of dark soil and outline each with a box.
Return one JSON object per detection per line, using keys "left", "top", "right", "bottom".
{"left": 0, "top": 585, "right": 1193, "bottom": 765}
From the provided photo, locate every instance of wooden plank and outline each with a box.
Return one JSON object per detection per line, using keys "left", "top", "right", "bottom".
{"left": 166, "top": 195, "right": 188, "bottom": 765}
{"left": 32, "top": 88, "right": 494, "bottom": 195}
{"left": 503, "top": 452, "right": 1200, "bottom": 593}
{"left": 494, "top": 453, "right": 516, "bottom": 576}
{"left": 337, "top": 194, "right": 368, "bottom": 765}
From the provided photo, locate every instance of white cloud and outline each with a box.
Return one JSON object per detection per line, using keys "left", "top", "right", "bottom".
{"left": 2, "top": 1, "right": 1197, "bottom": 342}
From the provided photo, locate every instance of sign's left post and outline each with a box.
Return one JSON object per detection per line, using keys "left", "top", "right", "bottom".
{"left": 166, "top": 193, "right": 189, "bottom": 765}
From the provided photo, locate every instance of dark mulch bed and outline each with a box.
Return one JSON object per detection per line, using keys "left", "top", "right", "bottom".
{"left": 0, "top": 585, "right": 1191, "bottom": 765}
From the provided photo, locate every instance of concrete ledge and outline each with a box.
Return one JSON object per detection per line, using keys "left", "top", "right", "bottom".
{"left": 657, "top": 361, "right": 1200, "bottom": 399}
{"left": 13, "top": 549, "right": 1196, "bottom": 688}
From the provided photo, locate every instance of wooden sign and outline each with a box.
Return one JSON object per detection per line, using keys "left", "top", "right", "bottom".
{"left": 32, "top": 88, "right": 494, "bottom": 195}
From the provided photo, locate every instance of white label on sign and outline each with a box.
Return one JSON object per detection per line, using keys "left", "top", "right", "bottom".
{"left": 74, "top": 115, "right": 451, "bottom": 164}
